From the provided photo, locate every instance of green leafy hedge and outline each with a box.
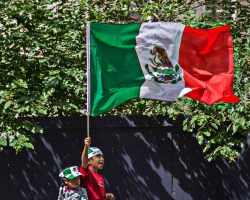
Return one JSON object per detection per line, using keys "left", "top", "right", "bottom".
{"left": 0, "top": 0, "right": 249, "bottom": 162}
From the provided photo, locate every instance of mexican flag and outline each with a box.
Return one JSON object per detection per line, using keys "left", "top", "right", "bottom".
{"left": 87, "top": 22, "right": 239, "bottom": 116}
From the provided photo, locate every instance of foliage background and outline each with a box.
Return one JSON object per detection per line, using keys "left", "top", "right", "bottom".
{"left": 0, "top": 0, "right": 249, "bottom": 162}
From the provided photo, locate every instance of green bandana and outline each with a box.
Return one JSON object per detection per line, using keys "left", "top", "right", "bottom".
{"left": 59, "top": 166, "right": 82, "bottom": 180}
{"left": 88, "top": 147, "right": 103, "bottom": 159}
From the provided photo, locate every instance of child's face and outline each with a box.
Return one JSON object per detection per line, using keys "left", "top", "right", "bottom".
{"left": 64, "top": 176, "right": 81, "bottom": 189}
{"left": 88, "top": 154, "right": 104, "bottom": 170}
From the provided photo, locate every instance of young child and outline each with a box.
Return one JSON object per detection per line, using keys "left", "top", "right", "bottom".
{"left": 58, "top": 166, "right": 88, "bottom": 200}
{"left": 79, "top": 137, "right": 115, "bottom": 200}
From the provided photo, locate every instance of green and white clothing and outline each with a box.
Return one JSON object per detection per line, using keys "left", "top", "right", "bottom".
{"left": 58, "top": 185, "right": 88, "bottom": 200}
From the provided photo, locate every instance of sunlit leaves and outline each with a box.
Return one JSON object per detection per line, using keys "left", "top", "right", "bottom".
{"left": 0, "top": 0, "right": 249, "bottom": 161}
{"left": 0, "top": 0, "right": 87, "bottom": 152}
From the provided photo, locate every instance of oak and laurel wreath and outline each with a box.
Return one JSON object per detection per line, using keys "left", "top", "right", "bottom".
{"left": 145, "top": 46, "right": 182, "bottom": 84}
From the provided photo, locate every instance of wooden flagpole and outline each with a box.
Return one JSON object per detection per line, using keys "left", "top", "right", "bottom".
{"left": 86, "top": 22, "right": 91, "bottom": 138}
{"left": 87, "top": 112, "right": 90, "bottom": 138}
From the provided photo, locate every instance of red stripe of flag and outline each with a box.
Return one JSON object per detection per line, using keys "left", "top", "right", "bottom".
{"left": 179, "top": 25, "right": 240, "bottom": 105}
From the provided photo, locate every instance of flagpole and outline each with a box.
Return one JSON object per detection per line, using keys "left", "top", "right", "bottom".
{"left": 86, "top": 21, "right": 91, "bottom": 138}
{"left": 87, "top": 112, "right": 90, "bottom": 138}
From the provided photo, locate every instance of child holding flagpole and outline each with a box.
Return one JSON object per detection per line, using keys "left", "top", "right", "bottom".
{"left": 79, "top": 137, "right": 115, "bottom": 200}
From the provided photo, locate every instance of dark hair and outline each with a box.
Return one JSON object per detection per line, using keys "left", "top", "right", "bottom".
{"left": 61, "top": 178, "right": 67, "bottom": 186}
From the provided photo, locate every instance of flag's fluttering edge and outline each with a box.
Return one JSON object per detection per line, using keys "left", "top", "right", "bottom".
{"left": 87, "top": 22, "right": 240, "bottom": 116}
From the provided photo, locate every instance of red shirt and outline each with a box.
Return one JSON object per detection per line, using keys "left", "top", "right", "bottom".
{"left": 79, "top": 166, "right": 106, "bottom": 200}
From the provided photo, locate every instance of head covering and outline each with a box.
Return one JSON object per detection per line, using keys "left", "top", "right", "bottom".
{"left": 59, "top": 166, "right": 82, "bottom": 180}
{"left": 88, "top": 147, "right": 103, "bottom": 159}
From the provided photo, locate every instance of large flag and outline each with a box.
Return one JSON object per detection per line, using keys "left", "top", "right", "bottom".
{"left": 87, "top": 22, "right": 240, "bottom": 116}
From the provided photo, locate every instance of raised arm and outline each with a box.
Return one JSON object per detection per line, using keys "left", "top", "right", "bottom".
{"left": 81, "top": 137, "right": 91, "bottom": 170}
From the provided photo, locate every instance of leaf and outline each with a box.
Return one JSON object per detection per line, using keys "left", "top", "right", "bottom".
{"left": 211, "top": 123, "right": 218, "bottom": 130}
{"left": 204, "top": 131, "right": 211, "bottom": 137}
{"left": 197, "top": 135, "right": 204, "bottom": 145}
{"left": 233, "top": 124, "right": 239, "bottom": 133}
{"left": 4, "top": 101, "right": 11, "bottom": 110}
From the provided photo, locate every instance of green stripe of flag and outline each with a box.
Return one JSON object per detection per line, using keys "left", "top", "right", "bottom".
{"left": 89, "top": 23, "right": 145, "bottom": 116}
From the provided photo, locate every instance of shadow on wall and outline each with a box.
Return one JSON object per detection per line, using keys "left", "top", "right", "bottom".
{"left": 171, "top": 132, "right": 250, "bottom": 200}
{"left": 0, "top": 116, "right": 249, "bottom": 200}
